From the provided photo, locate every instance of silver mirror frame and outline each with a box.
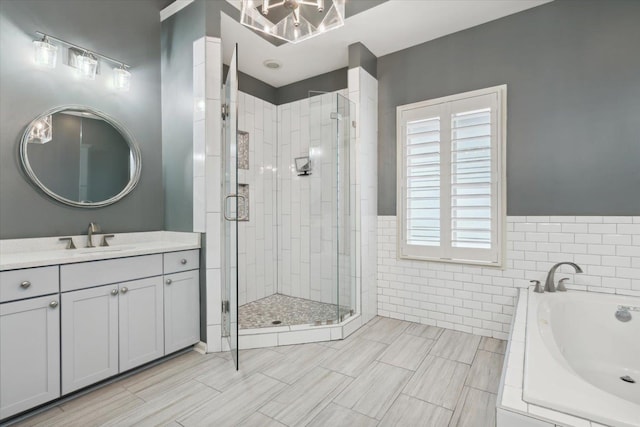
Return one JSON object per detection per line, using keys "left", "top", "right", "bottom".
{"left": 19, "top": 105, "right": 142, "bottom": 208}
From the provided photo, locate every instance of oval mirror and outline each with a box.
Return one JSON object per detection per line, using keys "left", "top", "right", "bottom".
{"left": 20, "top": 106, "right": 141, "bottom": 208}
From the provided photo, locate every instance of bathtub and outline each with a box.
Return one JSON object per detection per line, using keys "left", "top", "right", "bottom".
{"left": 523, "top": 289, "right": 640, "bottom": 427}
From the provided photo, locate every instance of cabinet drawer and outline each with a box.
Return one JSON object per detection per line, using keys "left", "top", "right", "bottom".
{"left": 163, "top": 250, "right": 199, "bottom": 274}
{"left": 61, "top": 254, "right": 162, "bottom": 292}
{"left": 0, "top": 266, "right": 59, "bottom": 303}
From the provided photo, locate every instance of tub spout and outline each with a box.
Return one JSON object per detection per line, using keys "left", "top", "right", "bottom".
{"left": 544, "top": 262, "right": 583, "bottom": 292}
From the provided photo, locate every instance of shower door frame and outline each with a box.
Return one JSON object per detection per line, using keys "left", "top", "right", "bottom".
{"left": 222, "top": 44, "right": 240, "bottom": 370}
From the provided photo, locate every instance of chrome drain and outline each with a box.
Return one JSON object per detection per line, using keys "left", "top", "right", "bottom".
{"left": 620, "top": 375, "right": 636, "bottom": 384}
{"left": 271, "top": 320, "right": 282, "bottom": 325}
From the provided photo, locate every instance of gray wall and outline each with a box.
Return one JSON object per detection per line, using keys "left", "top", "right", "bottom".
{"left": 162, "top": 0, "right": 239, "bottom": 232}
{"left": 0, "top": 0, "right": 163, "bottom": 239}
{"left": 161, "top": 0, "right": 205, "bottom": 232}
{"left": 223, "top": 64, "right": 347, "bottom": 106}
{"left": 276, "top": 67, "right": 348, "bottom": 105}
{"left": 348, "top": 42, "right": 377, "bottom": 78}
{"left": 223, "top": 64, "right": 278, "bottom": 105}
{"left": 378, "top": 0, "right": 640, "bottom": 216}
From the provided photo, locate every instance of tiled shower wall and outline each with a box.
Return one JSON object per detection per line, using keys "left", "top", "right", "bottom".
{"left": 378, "top": 216, "right": 640, "bottom": 339}
{"left": 276, "top": 97, "right": 310, "bottom": 301}
{"left": 277, "top": 92, "right": 351, "bottom": 306}
{"left": 237, "top": 92, "right": 278, "bottom": 306}
{"left": 236, "top": 91, "right": 352, "bottom": 308}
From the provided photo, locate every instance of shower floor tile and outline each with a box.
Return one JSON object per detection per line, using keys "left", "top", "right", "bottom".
{"left": 239, "top": 294, "right": 352, "bottom": 329}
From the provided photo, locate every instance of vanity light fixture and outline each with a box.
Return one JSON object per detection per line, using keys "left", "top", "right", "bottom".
{"left": 33, "top": 36, "right": 58, "bottom": 68}
{"left": 113, "top": 65, "right": 131, "bottom": 92}
{"left": 33, "top": 32, "right": 132, "bottom": 90}
{"left": 240, "top": 0, "right": 345, "bottom": 44}
{"left": 76, "top": 51, "right": 98, "bottom": 80}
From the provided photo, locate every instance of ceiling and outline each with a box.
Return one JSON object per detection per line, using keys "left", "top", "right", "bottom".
{"left": 220, "top": 0, "right": 552, "bottom": 88}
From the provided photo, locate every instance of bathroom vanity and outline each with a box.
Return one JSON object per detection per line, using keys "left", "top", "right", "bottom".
{"left": 0, "top": 232, "right": 200, "bottom": 420}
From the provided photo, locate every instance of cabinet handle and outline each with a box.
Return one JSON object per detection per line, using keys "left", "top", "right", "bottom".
{"left": 120, "top": 287, "right": 128, "bottom": 294}
{"left": 49, "top": 300, "right": 59, "bottom": 308}
{"left": 111, "top": 288, "right": 119, "bottom": 296}
{"left": 180, "top": 258, "right": 187, "bottom": 265}
{"left": 166, "top": 279, "right": 172, "bottom": 285}
{"left": 20, "top": 281, "right": 31, "bottom": 289}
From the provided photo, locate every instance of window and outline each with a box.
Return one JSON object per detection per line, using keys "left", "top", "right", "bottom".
{"left": 397, "top": 85, "right": 506, "bottom": 266}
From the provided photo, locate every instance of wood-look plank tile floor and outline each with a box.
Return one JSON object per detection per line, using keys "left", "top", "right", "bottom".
{"left": 10, "top": 317, "right": 505, "bottom": 427}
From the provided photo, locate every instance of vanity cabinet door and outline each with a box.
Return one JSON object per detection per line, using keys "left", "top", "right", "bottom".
{"left": 61, "top": 285, "right": 119, "bottom": 395}
{"left": 119, "top": 277, "right": 164, "bottom": 372}
{"left": 0, "top": 295, "right": 60, "bottom": 419}
{"left": 164, "top": 270, "right": 200, "bottom": 354}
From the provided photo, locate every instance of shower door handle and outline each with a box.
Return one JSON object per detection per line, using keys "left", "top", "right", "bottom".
{"left": 224, "top": 194, "right": 247, "bottom": 221}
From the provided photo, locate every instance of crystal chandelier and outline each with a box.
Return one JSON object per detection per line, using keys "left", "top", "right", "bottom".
{"left": 240, "top": 0, "right": 345, "bottom": 44}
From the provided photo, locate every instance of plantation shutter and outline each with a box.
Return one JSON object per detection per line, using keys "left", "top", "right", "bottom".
{"left": 398, "top": 87, "right": 504, "bottom": 265}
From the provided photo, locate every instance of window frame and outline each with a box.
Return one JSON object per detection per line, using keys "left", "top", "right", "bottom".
{"left": 396, "top": 85, "right": 507, "bottom": 267}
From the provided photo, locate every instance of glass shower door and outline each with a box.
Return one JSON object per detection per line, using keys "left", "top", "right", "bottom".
{"left": 308, "top": 92, "right": 355, "bottom": 325}
{"left": 335, "top": 93, "right": 354, "bottom": 322}
{"left": 222, "top": 44, "right": 239, "bottom": 370}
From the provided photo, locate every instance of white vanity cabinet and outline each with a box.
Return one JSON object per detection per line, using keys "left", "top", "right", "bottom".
{"left": 0, "top": 266, "right": 61, "bottom": 419}
{"left": 164, "top": 269, "right": 200, "bottom": 354}
{"left": 0, "top": 236, "right": 200, "bottom": 421}
{"left": 0, "top": 295, "right": 60, "bottom": 419}
{"left": 61, "top": 284, "right": 119, "bottom": 394}
{"left": 61, "top": 275, "right": 165, "bottom": 394}
{"left": 60, "top": 255, "right": 165, "bottom": 394}
{"left": 163, "top": 250, "right": 200, "bottom": 354}
{"left": 118, "top": 276, "right": 164, "bottom": 371}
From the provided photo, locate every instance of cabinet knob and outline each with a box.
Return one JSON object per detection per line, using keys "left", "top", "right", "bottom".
{"left": 166, "top": 279, "right": 172, "bottom": 285}
{"left": 180, "top": 258, "right": 187, "bottom": 265}
{"left": 120, "top": 287, "right": 128, "bottom": 294}
{"left": 49, "top": 300, "right": 59, "bottom": 308}
{"left": 20, "top": 281, "right": 31, "bottom": 289}
{"left": 111, "top": 288, "right": 119, "bottom": 296}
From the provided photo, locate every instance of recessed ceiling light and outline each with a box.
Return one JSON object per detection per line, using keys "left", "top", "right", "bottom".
{"left": 263, "top": 59, "right": 281, "bottom": 70}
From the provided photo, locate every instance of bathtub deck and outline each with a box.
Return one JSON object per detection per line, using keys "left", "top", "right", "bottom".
{"left": 497, "top": 288, "right": 610, "bottom": 427}
{"left": 9, "top": 317, "right": 505, "bottom": 427}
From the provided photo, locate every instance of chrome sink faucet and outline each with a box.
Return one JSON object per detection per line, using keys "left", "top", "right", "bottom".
{"left": 544, "top": 262, "right": 583, "bottom": 292}
{"left": 86, "top": 222, "right": 101, "bottom": 248}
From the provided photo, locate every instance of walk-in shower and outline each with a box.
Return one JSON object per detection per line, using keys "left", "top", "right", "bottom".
{"left": 234, "top": 91, "right": 355, "bottom": 330}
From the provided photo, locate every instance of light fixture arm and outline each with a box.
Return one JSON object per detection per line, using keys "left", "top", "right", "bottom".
{"left": 298, "top": 0, "right": 324, "bottom": 11}
{"left": 35, "top": 31, "right": 131, "bottom": 69}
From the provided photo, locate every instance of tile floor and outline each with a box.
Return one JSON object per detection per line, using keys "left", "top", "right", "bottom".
{"left": 239, "top": 294, "right": 353, "bottom": 329}
{"left": 12, "top": 317, "right": 506, "bottom": 427}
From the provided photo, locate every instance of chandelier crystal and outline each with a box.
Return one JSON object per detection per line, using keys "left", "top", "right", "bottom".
{"left": 240, "top": 0, "right": 345, "bottom": 44}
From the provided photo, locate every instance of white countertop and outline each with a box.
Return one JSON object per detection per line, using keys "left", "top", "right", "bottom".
{"left": 0, "top": 231, "right": 200, "bottom": 271}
